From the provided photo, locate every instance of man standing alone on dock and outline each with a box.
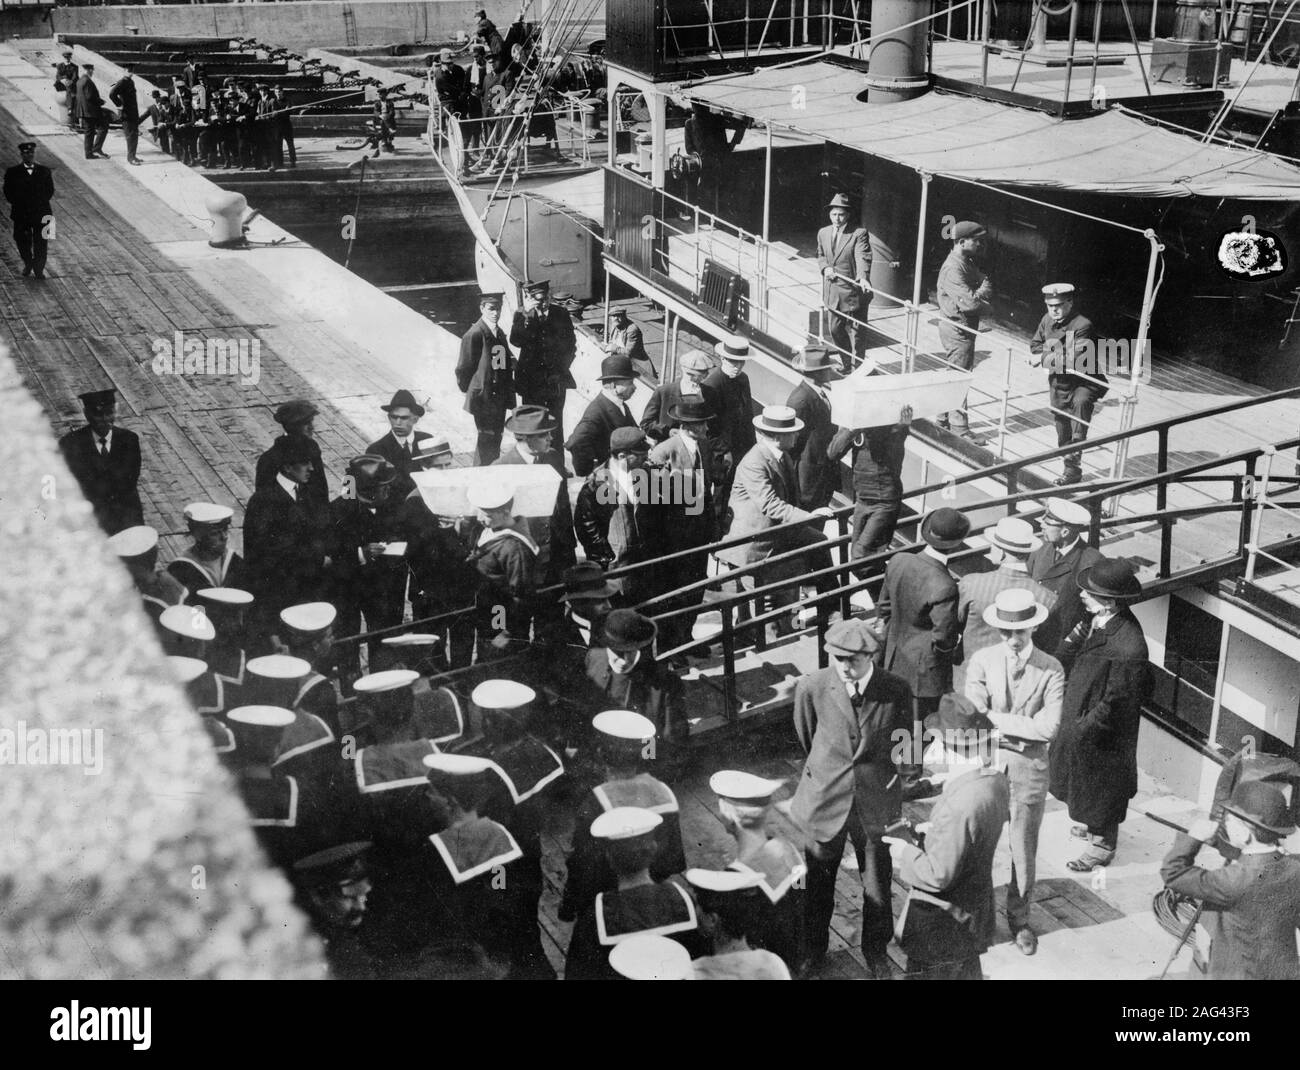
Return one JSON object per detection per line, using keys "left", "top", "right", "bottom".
{"left": 77, "top": 63, "right": 110, "bottom": 161}
{"left": 4, "top": 142, "right": 54, "bottom": 280}
{"left": 110, "top": 63, "right": 142, "bottom": 166}
{"left": 511, "top": 279, "right": 577, "bottom": 449}
{"left": 935, "top": 220, "right": 992, "bottom": 441}
{"left": 457, "top": 291, "right": 515, "bottom": 464}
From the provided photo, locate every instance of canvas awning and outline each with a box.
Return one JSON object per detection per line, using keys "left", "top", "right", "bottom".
{"left": 680, "top": 62, "right": 1300, "bottom": 201}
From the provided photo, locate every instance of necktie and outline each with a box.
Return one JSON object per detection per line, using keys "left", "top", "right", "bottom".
{"left": 97, "top": 437, "right": 108, "bottom": 455}
{"left": 403, "top": 439, "right": 411, "bottom": 457}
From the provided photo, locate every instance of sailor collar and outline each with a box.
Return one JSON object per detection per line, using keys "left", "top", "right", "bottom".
{"left": 595, "top": 882, "right": 698, "bottom": 946}
{"left": 354, "top": 739, "right": 441, "bottom": 794}
{"left": 593, "top": 774, "right": 678, "bottom": 815}
{"left": 273, "top": 710, "right": 336, "bottom": 768}
{"left": 429, "top": 817, "right": 523, "bottom": 884}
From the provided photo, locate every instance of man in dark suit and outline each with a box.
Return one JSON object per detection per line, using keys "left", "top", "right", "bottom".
{"left": 55, "top": 48, "right": 79, "bottom": 129}
{"left": 1051, "top": 557, "right": 1151, "bottom": 871}
{"left": 582, "top": 609, "right": 684, "bottom": 744}
{"left": 1161, "top": 781, "right": 1300, "bottom": 980}
{"left": 456, "top": 291, "right": 514, "bottom": 465}
{"left": 786, "top": 345, "right": 840, "bottom": 511}
{"left": 76, "top": 63, "right": 110, "bottom": 160}
{"left": 826, "top": 394, "right": 910, "bottom": 566}
{"left": 566, "top": 354, "right": 636, "bottom": 477}
{"left": 510, "top": 278, "right": 576, "bottom": 448}
{"left": 255, "top": 399, "right": 329, "bottom": 509}
{"left": 640, "top": 349, "right": 720, "bottom": 447}
{"left": 365, "top": 389, "right": 434, "bottom": 500}
{"left": 791, "top": 618, "right": 913, "bottom": 977}
{"left": 889, "top": 694, "right": 1010, "bottom": 979}
{"left": 3, "top": 142, "right": 54, "bottom": 279}
{"left": 817, "top": 193, "right": 872, "bottom": 373}
{"left": 109, "top": 63, "right": 142, "bottom": 165}
{"left": 877, "top": 507, "right": 970, "bottom": 719}
{"left": 704, "top": 334, "right": 755, "bottom": 527}
{"left": 243, "top": 434, "right": 332, "bottom": 634}
{"left": 1026, "top": 495, "right": 1101, "bottom": 647}
{"left": 58, "top": 388, "right": 144, "bottom": 535}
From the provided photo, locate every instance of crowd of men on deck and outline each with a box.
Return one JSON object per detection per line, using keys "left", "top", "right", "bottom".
{"left": 50, "top": 251, "right": 1299, "bottom": 978}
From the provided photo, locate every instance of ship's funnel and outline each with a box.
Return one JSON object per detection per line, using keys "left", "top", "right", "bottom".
{"left": 865, "top": 0, "right": 931, "bottom": 104}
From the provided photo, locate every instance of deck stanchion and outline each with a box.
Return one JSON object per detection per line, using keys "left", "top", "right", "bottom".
{"left": 1245, "top": 448, "right": 1276, "bottom": 582}
{"left": 1112, "top": 230, "right": 1163, "bottom": 483}
{"left": 909, "top": 171, "right": 932, "bottom": 373}
{"left": 1238, "top": 458, "right": 1258, "bottom": 561}
{"left": 1157, "top": 425, "right": 1172, "bottom": 576}
{"left": 997, "top": 343, "right": 1013, "bottom": 457}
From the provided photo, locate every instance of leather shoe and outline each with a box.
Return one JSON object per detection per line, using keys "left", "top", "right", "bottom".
{"left": 1053, "top": 475, "right": 1081, "bottom": 487}
{"left": 22, "top": 266, "right": 31, "bottom": 277}
{"left": 1014, "top": 928, "right": 1038, "bottom": 956}
{"left": 862, "top": 949, "right": 893, "bottom": 979}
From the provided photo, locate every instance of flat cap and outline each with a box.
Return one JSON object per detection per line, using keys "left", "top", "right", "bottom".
{"left": 279, "top": 602, "right": 337, "bottom": 634}
{"left": 593, "top": 709, "right": 656, "bottom": 741}
{"left": 823, "top": 617, "right": 880, "bottom": 656}
{"left": 227, "top": 705, "right": 296, "bottom": 729}
{"left": 679, "top": 349, "right": 712, "bottom": 373}
{"left": 108, "top": 525, "right": 158, "bottom": 558}
{"left": 591, "top": 806, "right": 663, "bottom": 840}
{"left": 184, "top": 502, "right": 234, "bottom": 526}
{"left": 953, "top": 221, "right": 987, "bottom": 240}
{"left": 608, "top": 934, "right": 694, "bottom": 980}
{"left": 276, "top": 435, "right": 317, "bottom": 466}
{"left": 1043, "top": 496, "right": 1090, "bottom": 528}
{"left": 472, "top": 679, "right": 536, "bottom": 710}
{"left": 685, "top": 868, "right": 764, "bottom": 893}
{"left": 17, "top": 141, "right": 36, "bottom": 152}
{"left": 709, "top": 769, "right": 784, "bottom": 802}
{"left": 273, "top": 399, "right": 318, "bottom": 426}
{"left": 609, "top": 426, "right": 648, "bottom": 454}
{"left": 159, "top": 605, "right": 215, "bottom": 642}
{"left": 293, "top": 841, "right": 372, "bottom": 877}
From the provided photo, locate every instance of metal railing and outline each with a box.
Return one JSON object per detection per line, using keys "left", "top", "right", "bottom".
{"left": 429, "top": 97, "right": 593, "bottom": 180}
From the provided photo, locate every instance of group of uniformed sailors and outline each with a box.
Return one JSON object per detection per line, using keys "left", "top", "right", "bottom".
{"left": 142, "top": 76, "right": 293, "bottom": 171}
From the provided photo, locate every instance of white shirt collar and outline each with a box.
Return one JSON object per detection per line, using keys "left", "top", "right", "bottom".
{"left": 1092, "top": 609, "right": 1117, "bottom": 630}
{"left": 607, "top": 647, "right": 639, "bottom": 673}
{"left": 275, "top": 472, "right": 298, "bottom": 499}
{"left": 680, "top": 376, "right": 701, "bottom": 396}
{"left": 845, "top": 663, "right": 874, "bottom": 699}
{"left": 95, "top": 429, "right": 113, "bottom": 449}
{"left": 758, "top": 436, "right": 784, "bottom": 464}
{"left": 1056, "top": 535, "right": 1081, "bottom": 556}
{"left": 392, "top": 433, "right": 411, "bottom": 449}
{"left": 676, "top": 429, "right": 700, "bottom": 458}
{"left": 517, "top": 443, "right": 540, "bottom": 464}
{"left": 1004, "top": 640, "right": 1033, "bottom": 670}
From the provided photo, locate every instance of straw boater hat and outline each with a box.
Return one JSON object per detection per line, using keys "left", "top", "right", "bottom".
{"left": 984, "top": 516, "right": 1041, "bottom": 556}
{"left": 753, "top": 404, "right": 803, "bottom": 435}
{"left": 982, "top": 588, "right": 1050, "bottom": 631}
{"left": 714, "top": 333, "right": 751, "bottom": 361}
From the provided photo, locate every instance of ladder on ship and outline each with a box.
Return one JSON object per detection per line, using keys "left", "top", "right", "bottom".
{"left": 343, "top": 4, "right": 359, "bottom": 49}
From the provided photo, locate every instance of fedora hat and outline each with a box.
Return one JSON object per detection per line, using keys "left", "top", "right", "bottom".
{"left": 601, "top": 609, "right": 657, "bottom": 653}
{"left": 826, "top": 193, "right": 853, "bottom": 210}
{"left": 792, "top": 346, "right": 841, "bottom": 381}
{"left": 985, "top": 517, "right": 1041, "bottom": 556}
{"left": 506, "top": 404, "right": 558, "bottom": 435}
{"left": 668, "top": 395, "right": 713, "bottom": 423}
{"left": 753, "top": 404, "right": 804, "bottom": 435}
{"left": 1077, "top": 558, "right": 1143, "bottom": 602}
{"left": 714, "top": 334, "right": 750, "bottom": 361}
{"left": 921, "top": 508, "right": 971, "bottom": 552}
{"left": 924, "top": 693, "right": 995, "bottom": 754}
{"left": 381, "top": 389, "right": 425, "bottom": 417}
{"left": 346, "top": 454, "right": 398, "bottom": 491}
{"left": 1223, "top": 780, "right": 1296, "bottom": 838}
{"left": 597, "top": 354, "right": 636, "bottom": 381}
{"left": 562, "top": 562, "right": 618, "bottom": 603}
{"left": 982, "top": 588, "right": 1049, "bottom": 631}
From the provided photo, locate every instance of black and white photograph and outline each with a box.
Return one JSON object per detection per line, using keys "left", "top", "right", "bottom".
{"left": 1, "top": 0, "right": 1299, "bottom": 1027}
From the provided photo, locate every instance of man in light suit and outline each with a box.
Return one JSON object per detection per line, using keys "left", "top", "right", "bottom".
{"left": 964, "top": 589, "right": 1065, "bottom": 956}
{"left": 716, "top": 405, "right": 833, "bottom": 633}
{"left": 1026, "top": 495, "right": 1101, "bottom": 649}
{"left": 366, "top": 390, "right": 435, "bottom": 500}
{"left": 785, "top": 345, "right": 840, "bottom": 512}
{"left": 566, "top": 353, "right": 636, "bottom": 477}
{"left": 887, "top": 693, "right": 1009, "bottom": 979}
{"left": 792, "top": 618, "right": 913, "bottom": 977}
{"left": 877, "top": 507, "right": 970, "bottom": 719}
{"left": 817, "top": 193, "right": 872, "bottom": 373}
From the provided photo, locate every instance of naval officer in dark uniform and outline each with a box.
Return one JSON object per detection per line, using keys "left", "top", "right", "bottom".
{"left": 510, "top": 279, "right": 577, "bottom": 449}
{"left": 58, "top": 388, "right": 144, "bottom": 535}
{"left": 3, "top": 142, "right": 54, "bottom": 279}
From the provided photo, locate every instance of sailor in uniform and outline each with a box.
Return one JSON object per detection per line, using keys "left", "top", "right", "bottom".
{"left": 455, "top": 679, "right": 565, "bottom": 979}
{"left": 291, "top": 841, "right": 379, "bottom": 980}
{"left": 158, "top": 606, "right": 224, "bottom": 715}
{"left": 377, "top": 634, "right": 467, "bottom": 745}
{"left": 107, "top": 525, "right": 187, "bottom": 628}
{"left": 560, "top": 709, "right": 686, "bottom": 923}
{"left": 275, "top": 602, "right": 343, "bottom": 733}
{"left": 167, "top": 655, "right": 233, "bottom": 754}
{"left": 465, "top": 479, "right": 539, "bottom": 659}
{"left": 168, "top": 502, "right": 246, "bottom": 595}
{"left": 193, "top": 587, "right": 254, "bottom": 703}
{"left": 244, "top": 653, "right": 341, "bottom": 794}
{"left": 686, "top": 869, "right": 792, "bottom": 980}
{"left": 711, "top": 769, "right": 807, "bottom": 975}
{"left": 608, "top": 933, "right": 695, "bottom": 980}
{"left": 564, "top": 807, "right": 702, "bottom": 981}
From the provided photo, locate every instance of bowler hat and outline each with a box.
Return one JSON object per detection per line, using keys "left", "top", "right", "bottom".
{"left": 921, "top": 507, "right": 971, "bottom": 552}
{"left": 381, "top": 389, "right": 425, "bottom": 417}
{"left": 505, "top": 404, "right": 557, "bottom": 435}
{"left": 561, "top": 562, "right": 618, "bottom": 603}
{"left": 668, "top": 395, "right": 713, "bottom": 423}
{"left": 826, "top": 193, "right": 853, "bottom": 210}
{"left": 601, "top": 609, "right": 657, "bottom": 653}
{"left": 952, "top": 221, "right": 987, "bottom": 241}
{"left": 598, "top": 354, "right": 636, "bottom": 381}
{"left": 609, "top": 426, "right": 648, "bottom": 454}
{"left": 792, "top": 346, "right": 841, "bottom": 381}
{"left": 274, "top": 398, "right": 318, "bottom": 427}
{"left": 1077, "top": 558, "right": 1143, "bottom": 602}
{"left": 1223, "top": 780, "right": 1296, "bottom": 837}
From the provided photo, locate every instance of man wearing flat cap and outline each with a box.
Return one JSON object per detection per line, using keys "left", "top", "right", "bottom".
{"left": 255, "top": 399, "right": 329, "bottom": 509}
{"left": 1027, "top": 494, "right": 1102, "bottom": 643}
{"left": 878, "top": 506, "right": 971, "bottom": 718}
{"left": 1161, "top": 780, "right": 1300, "bottom": 980}
{"left": 935, "top": 221, "right": 992, "bottom": 439}
{"left": 1050, "top": 557, "right": 1151, "bottom": 872}
{"left": 640, "top": 348, "right": 721, "bottom": 448}
{"left": 792, "top": 617, "right": 913, "bottom": 977}
{"left": 456, "top": 292, "right": 515, "bottom": 465}
{"left": 367, "top": 389, "right": 434, "bottom": 500}
{"left": 817, "top": 193, "right": 873, "bottom": 373}
{"left": 511, "top": 278, "right": 577, "bottom": 448}
{"left": 566, "top": 353, "right": 637, "bottom": 477}
{"left": 58, "top": 388, "right": 144, "bottom": 535}
{"left": 603, "top": 305, "right": 649, "bottom": 369}
{"left": 4, "top": 142, "right": 54, "bottom": 279}
{"left": 55, "top": 49, "right": 80, "bottom": 129}
{"left": 77, "top": 63, "right": 111, "bottom": 160}
{"left": 1030, "top": 283, "right": 1107, "bottom": 486}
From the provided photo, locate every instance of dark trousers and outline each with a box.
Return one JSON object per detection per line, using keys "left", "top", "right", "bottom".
{"left": 12, "top": 219, "right": 48, "bottom": 273}
{"left": 1051, "top": 377, "right": 1101, "bottom": 482}
{"left": 412, "top": 594, "right": 476, "bottom": 671}
{"left": 82, "top": 117, "right": 109, "bottom": 157}
{"left": 475, "top": 426, "right": 503, "bottom": 466}
{"left": 277, "top": 122, "right": 296, "bottom": 166}
{"left": 152, "top": 125, "right": 170, "bottom": 155}
{"left": 806, "top": 818, "right": 894, "bottom": 959}
{"left": 336, "top": 573, "right": 407, "bottom": 674}
{"left": 937, "top": 317, "right": 978, "bottom": 429}
{"left": 521, "top": 388, "right": 566, "bottom": 451}
{"left": 121, "top": 118, "right": 139, "bottom": 160}
{"left": 826, "top": 306, "right": 868, "bottom": 368}
{"left": 851, "top": 498, "right": 901, "bottom": 561}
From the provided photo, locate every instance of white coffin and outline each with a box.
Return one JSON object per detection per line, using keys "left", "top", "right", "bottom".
{"left": 830, "top": 368, "right": 974, "bottom": 428}
{"left": 412, "top": 465, "right": 561, "bottom": 518}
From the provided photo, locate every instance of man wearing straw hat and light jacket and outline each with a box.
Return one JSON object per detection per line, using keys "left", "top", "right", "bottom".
{"left": 1160, "top": 780, "right": 1300, "bottom": 980}
{"left": 817, "top": 193, "right": 872, "bottom": 374}
{"left": 964, "top": 588, "right": 1065, "bottom": 956}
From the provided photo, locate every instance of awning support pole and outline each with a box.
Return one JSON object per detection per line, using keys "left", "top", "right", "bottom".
{"left": 908, "top": 171, "right": 932, "bottom": 375}
{"left": 1111, "top": 229, "right": 1162, "bottom": 483}
{"left": 763, "top": 120, "right": 773, "bottom": 241}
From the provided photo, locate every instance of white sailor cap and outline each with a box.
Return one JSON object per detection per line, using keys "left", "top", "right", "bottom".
{"left": 354, "top": 668, "right": 420, "bottom": 694}
{"left": 685, "top": 868, "right": 765, "bottom": 893}
{"left": 246, "top": 654, "right": 312, "bottom": 680}
{"left": 466, "top": 480, "right": 514, "bottom": 511}
{"left": 227, "top": 705, "right": 296, "bottom": 728}
{"left": 422, "top": 753, "right": 494, "bottom": 776}
{"left": 590, "top": 806, "right": 663, "bottom": 841}
{"left": 382, "top": 632, "right": 442, "bottom": 647}
{"left": 1041, "top": 283, "right": 1075, "bottom": 299}
{"left": 472, "top": 679, "right": 536, "bottom": 710}
{"left": 159, "top": 604, "right": 216, "bottom": 642}
{"left": 1043, "top": 496, "right": 1090, "bottom": 528}
{"left": 166, "top": 655, "right": 208, "bottom": 684}
{"left": 608, "top": 934, "right": 694, "bottom": 981}
{"left": 592, "top": 709, "right": 656, "bottom": 741}
{"left": 279, "top": 602, "right": 337, "bottom": 634}
{"left": 708, "top": 769, "right": 784, "bottom": 803}
{"left": 196, "top": 586, "right": 255, "bottom": 607}
{"left": 184, "top": 502, "right": 234, "bottom": 526}
{"left": 108, "top": 525, "right": 159, "bottom": 558}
